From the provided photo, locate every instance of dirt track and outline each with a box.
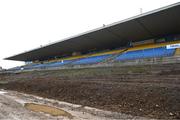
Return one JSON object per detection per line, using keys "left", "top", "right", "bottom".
{"left": 0, "top": 63, "right": 180, "bottom": 119}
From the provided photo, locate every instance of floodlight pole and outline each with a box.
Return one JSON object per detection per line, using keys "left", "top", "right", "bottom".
{"left": 140, "top": 8, "right": 143, "bottom": 14}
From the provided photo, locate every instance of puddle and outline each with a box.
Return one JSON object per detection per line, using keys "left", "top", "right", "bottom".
{"left": 0, "top": 81, "right": 9, "bottom": 84}
{"left": 25, "top": 103, "right": 73, "bottom": 118}
{"left": 0, "top": 91, "right": 7, "bottom": 94}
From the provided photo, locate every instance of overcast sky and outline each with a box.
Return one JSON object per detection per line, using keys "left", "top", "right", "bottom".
{"left": 0, "top": 0, "right": 179, "bottom": 69}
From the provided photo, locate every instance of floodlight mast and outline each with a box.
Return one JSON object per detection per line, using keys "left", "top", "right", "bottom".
{"left": 140, "top": 8, "right": 143, "bottom": 14}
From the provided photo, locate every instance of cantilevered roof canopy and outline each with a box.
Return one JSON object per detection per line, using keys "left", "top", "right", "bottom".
{"left": 6, "top": 2, "right": 180, "bottom": 61}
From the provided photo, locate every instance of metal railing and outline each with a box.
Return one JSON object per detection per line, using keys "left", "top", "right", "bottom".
{"left": 64, "top": 55, "right": 180, "bottom": 69}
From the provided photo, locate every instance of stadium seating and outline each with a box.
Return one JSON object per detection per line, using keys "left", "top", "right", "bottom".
{"left": 115, "top": 47, "right": 175, "bottom": 61}
{"left": 23, "top": 63, "right": 40, "bottom": 69}
{"left": 72, "top": 54, "right": 112, "bottom": 65}
{"left": 22, "top": 55, "right": 112, "bottom": 69}
{"left": 175, "top": 48, "right": 180, "bottom": 56}
{"left": 44, "top": 60, "right": 72, "bottom": 68}
{"left": 11, "top": 39, "right": 179, "bottom": 71}
{"left": 54, "top": 49, "right": 125, "bottom": 61}
{"left": 24, "top": 60, "right": 72, "bottom": 69}
{"left": 22, "top": 46, "right": 176, "bottom": 69}
{"left": 9, "top": 66, "right": 22, "bottom": 71}
{"left": 128, "top": 40, "right": 180, "bottom": 51}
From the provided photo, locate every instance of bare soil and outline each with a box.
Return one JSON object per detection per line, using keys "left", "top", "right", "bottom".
{"left": 1, "top": 90, "right": 135, "bottom": 120}
{"left": 0, "top": 63, "right": 180, "bottom": 119}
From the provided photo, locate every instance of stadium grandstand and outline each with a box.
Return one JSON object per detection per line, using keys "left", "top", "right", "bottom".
{"left": 6, "top": 2, "right": 180, "bottom": 71}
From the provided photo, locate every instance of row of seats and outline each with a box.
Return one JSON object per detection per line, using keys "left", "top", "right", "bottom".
{"left": 11, "top": 45, "right": 177, "bottom": 71}
{"left": 115, "top": 47, "right": 175, "bottom": 61}
{"left": 127, "top": 40, "right": 180, "bottom": 52}
{"left": 23, "top": 54, "right": 112, "bottom": 69}
{"left": 23, "top": 60, "right": 72, "bottom": 70}
{"left": 72, "top": 54, "right": 112, "bottom": 65}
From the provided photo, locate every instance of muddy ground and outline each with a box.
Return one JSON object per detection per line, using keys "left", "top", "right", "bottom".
{"left": 0, "top": 63, "right": 180, "bottom": 119}
{"left": 1, "top": 90, "right": 141, "bottom": 120}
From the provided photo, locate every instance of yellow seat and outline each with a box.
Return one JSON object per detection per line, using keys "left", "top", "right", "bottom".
{"left": 128, "top": 40, "right": 180, "bottom": 52}
{"left": 175, "top": 48, "right": 180, "bottom": 56}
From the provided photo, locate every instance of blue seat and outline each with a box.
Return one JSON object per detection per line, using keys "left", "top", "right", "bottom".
{"left": 22, "top": 60, "right": 72, "bottom": 69}
{"left": 45, "top": 60, "right": 72, "bottom": 68}
{"left": 115, "top": 47, "right": 175, "bottom": 61}
{"left": 72, "top": 54, "right": 111, "bottom": 65}
{"left": 10, "top": 46, "right": 176, "bottom": 71}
